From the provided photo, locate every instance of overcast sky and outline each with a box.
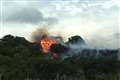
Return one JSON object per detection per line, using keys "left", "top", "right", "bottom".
{"left": 0, "top": 0, "right": 120, "bottom": 49}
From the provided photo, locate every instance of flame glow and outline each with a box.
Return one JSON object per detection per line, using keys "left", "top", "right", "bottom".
{"left": 40, "top": 37, "right": 56, "bottom": 54}
{"left": 32, "top": 28, "right": 64, "bottom": 54}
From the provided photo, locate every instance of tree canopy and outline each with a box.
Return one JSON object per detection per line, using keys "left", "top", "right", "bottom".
{"left": 0, "top": 35, "right": 120, "bottom": 80}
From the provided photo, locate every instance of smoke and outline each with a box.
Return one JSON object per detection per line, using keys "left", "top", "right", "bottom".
{"left": 31, "top": 28, "right": 118, "bottom": 60}
{"left": 1, "top": 0, "right": 119, "bottom": 49}
{"left": 31, "top": 27, "right": 49, "bottom": 42}
{"left": 65, "top": 35, "right": 86, "bottom": 56}
{"left": 68, "top": 42, "right": 85, "bottom": 54}
{"left": 31, "top": 27, "right": 87, "bottom": 58}
{"left": 31, "top": 26, "right": 65, "bottom": 43}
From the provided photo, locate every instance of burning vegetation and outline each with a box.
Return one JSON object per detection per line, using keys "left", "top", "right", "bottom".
{"left": 31, "top": 28, "right": 86, "bottom": 59}
{"left": 40, "top": 35, "right": 56, "bottom": 54}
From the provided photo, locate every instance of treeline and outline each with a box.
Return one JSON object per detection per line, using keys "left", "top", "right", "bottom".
{"left": 0, "top": 35, "right": 120, "bottom": 80}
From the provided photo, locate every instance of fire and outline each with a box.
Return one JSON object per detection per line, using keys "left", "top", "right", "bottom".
{"left": 32, "top": 27, "right": 63, "bottom": 55}
{"left": 40, "top": 37, "right": 56, "bottom": 54}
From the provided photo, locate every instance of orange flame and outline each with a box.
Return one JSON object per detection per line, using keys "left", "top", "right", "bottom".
{"left": 32, "top": 27, "right": 63, "bottom": 55}
{"left": 40, "top": 38, "right": 56, "bottom": 54}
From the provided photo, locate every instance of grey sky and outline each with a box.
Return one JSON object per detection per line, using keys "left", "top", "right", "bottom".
{"left": 0, "top": 0, "right": 120, "bottom": 49}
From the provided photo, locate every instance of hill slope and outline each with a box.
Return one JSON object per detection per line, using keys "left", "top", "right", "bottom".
{"left": 0, "top": 35, "right": 120, "bottom": 80}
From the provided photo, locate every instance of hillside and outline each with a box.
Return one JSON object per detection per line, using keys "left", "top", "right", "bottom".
{"left": 0, "top": 35, "right": 120, "bottom": 80}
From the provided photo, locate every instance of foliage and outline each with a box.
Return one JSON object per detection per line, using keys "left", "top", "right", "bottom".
{"left": 0, "top": 35, "right": 120, "bottom": 80}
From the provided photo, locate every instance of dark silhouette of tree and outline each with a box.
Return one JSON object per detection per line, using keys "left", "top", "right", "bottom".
{"left": 67, "top": 35, "right": 85, "bottom": 45}
{"left": 50, "top": 43, "right": 69, "bottom": 53}
{"left": 0, "top": 35, "right": 119, "bottom": 80}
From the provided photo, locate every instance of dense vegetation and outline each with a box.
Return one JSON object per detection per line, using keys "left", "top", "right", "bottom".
{"left": 0, "top": 35, "right": 120, "bottom": 80}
